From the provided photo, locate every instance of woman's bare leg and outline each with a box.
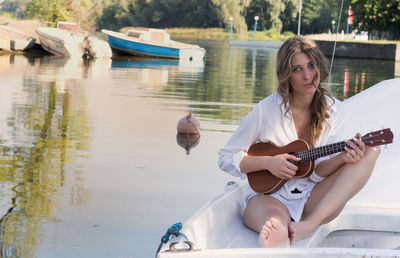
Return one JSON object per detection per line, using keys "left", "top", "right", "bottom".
{"left": 243, "top": 195, "right": 291, "bottom": 247}
{"left": 290, "top": 147, "right": 380, "bottom": 242}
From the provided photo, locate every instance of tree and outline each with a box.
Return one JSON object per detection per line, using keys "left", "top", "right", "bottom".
{"left": 0, "top": 0, "right": 30, "bottom": 18}
{"left": 350, "top": 0, "right": 400, "bottom": 39}
{"left": 280, "top": 0, "right": 298, "bottom": 33}
{"left": 24, "top": 0, "right": 72, "bottom": 22}
{"left": 245, "top": 0, "right": 297, "bottom": 32}
{"left": 299, "top": 0, "right": 340, "bottom": 34}
{"left": 211, "top": 0, "right": 251, "bottom": 32}
{"left": 71, "top": 0, "right": 107, "bottom": 31}
{"left": 96, "top": 0, "right": 136, "bottom": 31}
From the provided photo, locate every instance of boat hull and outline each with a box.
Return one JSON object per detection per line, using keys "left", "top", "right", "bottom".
{"left": 36, "top": 28, "right": 69, "bottom": 56}
{"left": 102, "top": 29, "right": 205, "bottom": 61}
{"left": 36, "top": 27, "right": 112, "bottom": 58}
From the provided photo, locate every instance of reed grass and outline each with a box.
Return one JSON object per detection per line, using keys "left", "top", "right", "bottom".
{"left": 165, "top": 28, "right": 296, "bottom": 41}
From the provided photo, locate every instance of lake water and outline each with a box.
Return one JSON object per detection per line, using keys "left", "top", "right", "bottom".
{"left": 0, "top": 39, "right": 398, "bottom": 258}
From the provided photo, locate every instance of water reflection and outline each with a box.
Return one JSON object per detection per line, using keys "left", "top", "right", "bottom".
{"left": 110, "top": 57, "right": 204, "bottom": 89}
{"left": 326, "top": 58, "right": 396, "bottom": 100}
{"left": 176, "top": 133, "right": 200, "bottom": 155}
{"left": 0, "top": 54, "right": 94, "bottom": 257}
{"left": 35, "top": 56, "right": 111, "bottom": 91}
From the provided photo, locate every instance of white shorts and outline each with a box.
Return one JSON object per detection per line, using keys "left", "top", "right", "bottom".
{"left": 246, "top": 171, "right": 325, "bottom": 222}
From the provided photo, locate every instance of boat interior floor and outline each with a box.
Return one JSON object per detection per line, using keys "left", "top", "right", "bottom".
{"left": 292, "top": 207, "right": 400, "bottom": 250}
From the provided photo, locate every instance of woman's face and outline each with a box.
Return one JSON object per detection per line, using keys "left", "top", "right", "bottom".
{"left": 289, "top": 52, "right": 319, "bottom": 97}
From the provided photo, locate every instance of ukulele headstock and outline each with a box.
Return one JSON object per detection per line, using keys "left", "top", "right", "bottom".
{"left": 361, "top": 128, "right": 394, "bottom": 147}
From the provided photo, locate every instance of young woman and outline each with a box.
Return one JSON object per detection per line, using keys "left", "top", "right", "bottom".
{"left": 218, "top": 36, "right": 380, "bottom": 247}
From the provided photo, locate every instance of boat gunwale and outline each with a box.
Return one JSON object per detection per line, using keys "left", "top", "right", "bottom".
{"left": 36, "top": 28, "right": 66, "bottom": 45}
{"left": 158, "top": 246, "right": 400, "bottom": 257}
{"left": 101, "top": 29, "right": 204, "bottom": 51}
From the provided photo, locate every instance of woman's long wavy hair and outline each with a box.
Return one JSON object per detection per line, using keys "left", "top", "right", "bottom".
{"left": 276, "top": 36, "right": 334, "bottom": 145}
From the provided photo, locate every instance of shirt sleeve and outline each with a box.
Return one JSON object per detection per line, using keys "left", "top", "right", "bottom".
{"left": 218, "top": 104, "right": 263, "bottom": 179}
{"left": 314, "top": 101, "right": 349, "bottom": 173}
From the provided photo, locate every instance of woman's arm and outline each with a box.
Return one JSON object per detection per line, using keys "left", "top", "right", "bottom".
{"left": 314, "top": 153, "right": 346, "bottom": 177}
{"left": 240, "top": 153, "right": 300, "bottom": 180}
{"left": 315, "top": 133, "right": 366, "bottom": 178}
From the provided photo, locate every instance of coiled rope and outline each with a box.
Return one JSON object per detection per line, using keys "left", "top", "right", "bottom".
{"left": 156, "top": 222, "right": 189, "bottom": 256}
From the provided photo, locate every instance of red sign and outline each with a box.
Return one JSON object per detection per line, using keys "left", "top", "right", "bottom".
{"left": 348, "top": 16, "right": 353, "bottom": 25}
{"left": 348, "top": 5, "right": 353, "bottom": 24}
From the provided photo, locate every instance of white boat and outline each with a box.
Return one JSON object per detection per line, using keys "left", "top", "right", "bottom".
{"left": 157, "top": 78, "right": 400, "bottom": 257}
{"left": 36, "top": 22, "right": 112, "bottom": 59}
{"left": 101, "top": 28, "right": 205, "bottom": 62}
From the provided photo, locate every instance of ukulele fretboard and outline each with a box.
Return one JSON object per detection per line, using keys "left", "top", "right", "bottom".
{"left": 296, "top": 141, "right": 348, "bottom": 162}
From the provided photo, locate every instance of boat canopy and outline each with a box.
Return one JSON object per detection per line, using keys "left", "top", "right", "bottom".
{"left": 56, "top": 22, "right": 78, "bottom": 34}
{"left": 126, "top": 28, "right": 171, "bottom": 43}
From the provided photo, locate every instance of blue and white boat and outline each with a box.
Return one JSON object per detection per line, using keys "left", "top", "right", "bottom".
{"left": 101, "top": 28, "right": 205, "bottom": 62}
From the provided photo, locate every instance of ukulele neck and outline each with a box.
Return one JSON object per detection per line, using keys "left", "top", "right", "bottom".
{"left": 296, "top": 140, "right": 349, "bottom": 162}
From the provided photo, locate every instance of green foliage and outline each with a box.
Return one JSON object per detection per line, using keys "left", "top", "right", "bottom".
{"left": 300, "top": 0, "right": 340, "bottom": 34}
{"left": 97, "top": 0, "right": 221, "bottom": 31}
{"left": 350, "top": 0, "right": 400, "bottom": 37}
{"left": 96, "top": 0, "right": 136, "bottom": 31}
{"left": 280, "top": 0, "right": 298, "bottom": 33}
{"left": 0, "top": 0, "right": 28, "bottom": 18}
{"left": 1, "top": 0, "right": 400, "bottom": 37}
{"left": 265, "top": 0, "right": 286, "bottom": 31}
{"left": 71, "top": 0, "right": 105, "bottom": 30}
{"left": 24, "top": 0, "right": 72, "bottom": 22}
{"left": 211, "top": 0, "right": 251, "bottom": 32}
{"left": 244, "top": 0, "right": 337, "bottom": 34}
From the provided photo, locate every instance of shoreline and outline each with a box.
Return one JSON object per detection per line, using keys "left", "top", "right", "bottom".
{"left": 1, "top": 16, "right": 399, "bottom": 60}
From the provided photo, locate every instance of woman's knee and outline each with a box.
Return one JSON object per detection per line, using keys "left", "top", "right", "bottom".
{"left": 243, "top": 196, "right": 290, "bottom": 232}
{"left": 366, "top": 146, "right": 381, "bottom": 161}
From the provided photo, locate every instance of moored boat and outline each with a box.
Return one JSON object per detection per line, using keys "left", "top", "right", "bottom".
{"left": 157, "top": 78, "right": 400, "bottom": 257}
{"left": 101, "top": 28, "right": 205, "bottom": 62}
{"left": 36, "top": 22, "right": 112, "bottom": 59}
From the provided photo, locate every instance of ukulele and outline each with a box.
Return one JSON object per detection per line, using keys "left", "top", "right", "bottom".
{"left": 247, "top": 128, "right": 394, "bottom": 194}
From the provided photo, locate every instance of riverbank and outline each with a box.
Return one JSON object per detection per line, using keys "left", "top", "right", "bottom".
{"left": 1, "top": 16, "right": 399, "bottom": 44}
{"left": 167, "top": 28, "right": 400, "bottom": 44}
{"left": 1, "top": 16, "right": 399, "bottom": 61}
{"left": 168, "top": 29, "right": 400, "bottom": 61}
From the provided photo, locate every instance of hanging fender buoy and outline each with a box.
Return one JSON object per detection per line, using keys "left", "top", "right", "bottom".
{"left": 177, "top": 113, "right": 200, "bottom": 135}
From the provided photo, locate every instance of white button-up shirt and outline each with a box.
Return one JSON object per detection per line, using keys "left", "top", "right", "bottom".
{"left": 218, "top": 92, "right": 348, "bottom": 206}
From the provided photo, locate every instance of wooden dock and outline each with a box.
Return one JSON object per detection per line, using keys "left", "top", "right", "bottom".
{"left": 0, "top": 17, "right": 39, "bottom": 52}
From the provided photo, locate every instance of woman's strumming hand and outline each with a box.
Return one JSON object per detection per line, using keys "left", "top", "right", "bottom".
{"left": 267, "top": 154, "right": 300, "bottom": 180}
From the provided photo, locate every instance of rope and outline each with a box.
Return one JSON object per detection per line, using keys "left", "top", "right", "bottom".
{"left": 328, "top": 0, "right": 345, "bottom": 86}
{"left": 186, "top": 113, "right": 200, "bottom": 135}
{"left": 156, "top": 222, "right": 189, "bottom": 256}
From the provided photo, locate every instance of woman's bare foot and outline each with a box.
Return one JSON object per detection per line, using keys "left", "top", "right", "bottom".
{"left": 258, "top": 217, "right": 290, "bottom": 248}
{"left": 289, "top": 220, "right": 317, "bottom": 243}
